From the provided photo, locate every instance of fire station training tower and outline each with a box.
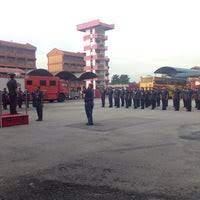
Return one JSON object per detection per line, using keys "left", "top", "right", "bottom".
{"left": 77, "top": 19, "right": 114, "bottom": 96}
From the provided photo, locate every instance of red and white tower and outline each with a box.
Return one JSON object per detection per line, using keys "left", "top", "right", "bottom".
{"left": 77, "top": 19, "right": 114, "bottom": 96}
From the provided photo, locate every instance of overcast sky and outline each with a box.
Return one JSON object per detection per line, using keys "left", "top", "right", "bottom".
{"left": 0, "top": 0, "right": 200, "bottom": 81}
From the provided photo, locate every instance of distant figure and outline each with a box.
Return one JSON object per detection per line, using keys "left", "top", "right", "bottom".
{"left": 7, "top": 73, "right": 18, "bottom": 114}
{"left": 173, "top": 88, "right": 181, "bottom": 111}
{"left": 2, "top": 88, "right": 9, "bottom": 110}
{"left": 108, "top": 87, "right": 113, "bottom": 108}
{"left": 115, "top": 89, "right": 120, "bottom": 108}
{"left": 24, "top": 89, "right": 30, "bottom": 108}
{"left": 161, "top": 87, "right": 169, "bottom": 110}
{"left": 84, "top": 84, "right": 94, "bottom": 126}
{"left": 34, "top": 87, "right": 44, "bottom": 121}
{"left": 17, "top": 88, "right": 23, "bottom": 108}
{"left": 140, "top": 88, "right": 145, "bottom": 109}
{"left": 197, "top": 88, "right": 200, "bottom": 110}
{"left": 125, "top": 88, "right": 129, "bottom": 108}
{"left": 151, "top": 88, "right": 157, "bottom": 110}
{"left": 185, "top": 88, "right": 193, "bottom": 112}
{"left": 120, "top": 88, "right": 125, "bottom": 107}
{"left": 156, "top": 88, "right": 161, "bottom": 107}
{"left": 99, "top": 87, "right": 107, "bottom": 107}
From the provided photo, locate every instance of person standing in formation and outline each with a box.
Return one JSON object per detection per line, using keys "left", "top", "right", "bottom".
{"left": 99, "top": 86, "right": 107, "bottom": 107}
{"left": 2, "top": 88, "right": 9, "bottom": 110}
{"left": 108, "top": 87, "right": 113, "bottom": 108}
{"left": 161, "top": 87, "right": 169, "bottom": 110}
{"left": 120, "top": 88, "right": 125, "bottom": 107}
{"left": 173, "top": 87, "right": 181, "bottom": 111}
{"left": 125, "top": 88, "right": 129, "bottom": 108}
{"left": 140, "top": 88, "right": 145, "bottom": 109}
{"left": 185, "top": 87, "right": 193, "bottom": 112}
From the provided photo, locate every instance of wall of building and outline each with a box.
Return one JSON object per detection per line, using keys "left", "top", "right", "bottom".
{"left": 0, "top": 43, "right": 36, "bottom": 70}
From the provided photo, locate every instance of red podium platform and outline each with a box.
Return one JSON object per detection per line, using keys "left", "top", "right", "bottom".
{"left": 1, "top": 113, "right": 29, "bottom": 127}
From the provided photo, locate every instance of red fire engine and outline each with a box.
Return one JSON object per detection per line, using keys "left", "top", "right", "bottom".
{"left": 25, "top": 75, "right": 69, "bottom": 102}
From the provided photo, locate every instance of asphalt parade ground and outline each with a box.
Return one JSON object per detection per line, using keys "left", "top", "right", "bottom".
{"left": 0, "top": 99, "right": 200, "bottom": 200}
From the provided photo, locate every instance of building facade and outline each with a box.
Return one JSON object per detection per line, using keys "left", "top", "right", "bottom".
{"left": 47, "top": 48, "right": 85, "bottom": 75}
{"left": 0, "top": 40, "right": 36, "bottom": 72}
{"left": 77, "top": 20, "right": 114, "bottom": 92}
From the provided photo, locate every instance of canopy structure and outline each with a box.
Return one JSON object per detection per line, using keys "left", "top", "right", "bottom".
{"left": 154, "top": 66, "right": 200, "bottom": 79}
{"left": 55, "top": 71, "right": 77, "bottom": 81}
{"left": 0, "top": 67, "right": 25, "bottom": 75}
{"left": 79, "top": 72, "right": 98, "bottom": 80}
{"left": 27, "top": 69, "right": 53, "bottom": 77}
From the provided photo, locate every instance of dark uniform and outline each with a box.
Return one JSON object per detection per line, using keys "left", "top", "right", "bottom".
{"left": 84, "top": 86, "right": 94, "bottom": 125}
{"left": 196, "top": 88, "right": 200, "bottom": 110}
{"left": 140, "top": 89, "right": 145, "bottom": 109}
{"left": 17, "top": 88, "right": 23, "bottom": 108}
{"left": 120, "top": 88, "right": 125, "bottom": 107}
{"left": 132, "top": 89, "right": 137, "bottom": 109}
{"left": 108, "top": 88, "right": 113, "bottom": 108}
{"left": 156, "top": 89, "right": 161, "bottom": 107}
{"left": 125, "top": 89, "right": 129, "bottom": 108}
{"left": 182, "top": 89, "right": 187, "bottom": 108}
{"left": 151, "top": 89, "right": 157, "bottom": 110}
{"left": 161, "top": 88, "right": 169, "bottom": 110}
{"left": 185, "top": 89, "right": 193, "bottom": 112}
{"left": 136, "top": 89, "right": 141, "bottom": 108}
{"left": 193, "top": 89, "right": 198, "bottom": 108}
{"left": 100, "top": 88, "right": 106, "bottom": 107}
{"left": 34, "top": 89, "right": 44, "bottom": 121}
{"left": 115, "top": 89, "right": 120, "bottom": 108}
{"left": 173, "top": 88, "right": 181, "bottom": 111}
{"left": 145, "top": 90, "right": 150, "bottom": 107}
{"left": 7, "top": 76, "right": 18, "bottom": 114}
{"left": 2, "top": 88, "right": 9, "bottom": 110}
{"left": 32, "top": 91, "right": 37, "bottom": 107}
{"left": 114, "top": 89, "right": 117, "bottom": 107}
{"left": 128, "top": 89, "right": 132, "bottom": 107}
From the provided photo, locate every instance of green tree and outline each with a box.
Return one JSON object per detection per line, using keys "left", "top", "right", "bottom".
{"left": 120, "top": 74, "right": 130, "bottom": 84}
{"left": 111, "top": 74, "right": 120, "bottom": 84}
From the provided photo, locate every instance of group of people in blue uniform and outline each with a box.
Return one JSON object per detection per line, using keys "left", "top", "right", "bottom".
{"left": 1, "top": 73, "right": 43, "bottom": 121}
{"left": 2, "top": 87, "right": 31, "bottom": 111}
{"left": 99, "top": 87, "right": 200, "bottom": 112}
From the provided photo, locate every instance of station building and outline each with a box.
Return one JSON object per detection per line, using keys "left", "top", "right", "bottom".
{"left": 0, "top": 40, "right": 36, "bottom": 74}
{"left": 47, "top": 48, "right": 85, "bottom": 76}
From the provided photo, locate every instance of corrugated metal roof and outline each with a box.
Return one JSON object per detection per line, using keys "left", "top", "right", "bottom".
{"left": 154, "top": 66, "right": 200, "bottom": 78}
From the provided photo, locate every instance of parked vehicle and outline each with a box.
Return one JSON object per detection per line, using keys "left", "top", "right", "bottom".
{"left": 25, "top": 76, "right": 69, "bottom": 102}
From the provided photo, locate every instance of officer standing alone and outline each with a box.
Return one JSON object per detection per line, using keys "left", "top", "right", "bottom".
{"left": 84, "top": 83, "right": 94, "bottom": 126}
{"left": 7, "top": 73, "right": 18, "bottom": 114}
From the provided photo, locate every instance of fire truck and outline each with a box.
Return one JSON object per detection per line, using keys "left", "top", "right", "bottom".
{"left": 25, "top": 75, "right": 69, "bottom": 102}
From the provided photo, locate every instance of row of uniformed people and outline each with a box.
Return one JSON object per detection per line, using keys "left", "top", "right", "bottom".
{"left": 2, "top": 88, "right": 31, "bottom": 110}
{"left": 100, "top": 87, "right": 200, "bottom": 112}
{"left": 1, "top": 87, "right": 43, "bottom": 121}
